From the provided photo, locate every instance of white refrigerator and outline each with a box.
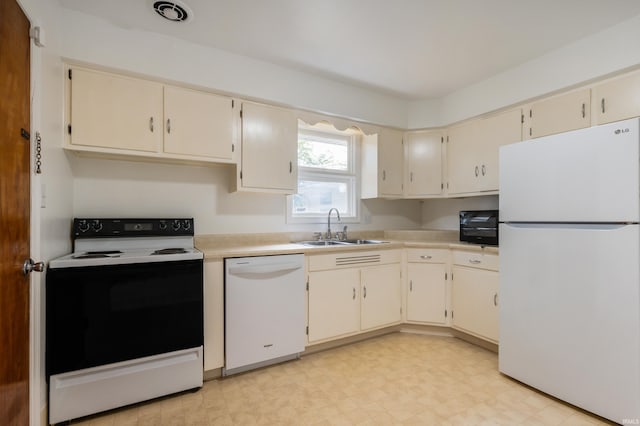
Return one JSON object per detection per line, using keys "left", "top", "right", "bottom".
{"left": 499, "top": 117, "right": 640, "bottom": 424}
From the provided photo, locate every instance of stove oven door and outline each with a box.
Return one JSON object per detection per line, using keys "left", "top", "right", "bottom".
{"left": 46, "top": 259, "right": 204, "bottom": 377}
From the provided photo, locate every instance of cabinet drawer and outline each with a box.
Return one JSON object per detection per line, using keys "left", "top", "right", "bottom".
{"left": 452, "top": 251, "right": 499, "bottom": 271}
{"left": 308, "top": 249, "right": 401, "bottom": 272}
{"left": 406, "top": 248, "right": 448, "bottom": 263}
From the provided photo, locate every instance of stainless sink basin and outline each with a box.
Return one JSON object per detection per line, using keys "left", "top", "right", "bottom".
{"left": 298, "top": 240, "right": 351, "bottom": 247}
{"left": 297, "top": 239, "right": 388, "bottom": 247}
{"left": 341, "top": 239, "right": 388, "bottom": 245}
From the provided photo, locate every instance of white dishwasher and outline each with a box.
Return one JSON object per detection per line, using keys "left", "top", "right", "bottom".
{"left": 224, "top": 254, "right": 305, "bottom": 375}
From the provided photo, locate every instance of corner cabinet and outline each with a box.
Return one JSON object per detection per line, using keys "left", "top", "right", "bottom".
{"left": 361, "top": 128, "right": 404, "bottom": 198}
{"left": 66, "top": 67, "right": 235, "bottom": 163}
{"left": 446, "top": 108, "right": 522, "bottom": 196}
{"left": 406, "top": 248, "right": 449, "bottom": 325}
{"left": 234, "top": 102, "right": 298, "bottom": 194}
{"left": 404, "top": 130, "right": 444, "bottom": 198}
{"left": 307, "top": 250, "right": 402, "bottom": 344}
{"left": 451, "top": 250, "right": 499, "bottom": 343}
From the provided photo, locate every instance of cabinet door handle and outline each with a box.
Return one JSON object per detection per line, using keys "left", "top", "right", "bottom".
{"left": 166, "top": 118, "right": 171, "bottom": 134}
{"left": 363, "top": 286, "right": 367, "bottom": 299}
{"left": 469, "top": 259, "right": 481, "bottom": 264}
{"left": 149, "top": 117, "right": 154, "bottom": 132}
{"left": 409, "top": 280, "right": 413, "bottom": 291}
{"left": 382, "top": 170, "right": 386, "bottom": 181}
{"left": 410, "top": 172, "right": 413, "bottom": 182}
{"left": 481, "top": 164, "right": 486, "bottom": 176}
{"left": 581, "top": 103, "right": 586, "bottom": 118}
{"left": 494, "top": 292, "right": 498, "bottom": 306}
{"left": 601, "top": 98, "right": 606, "bottom": 114}
{"left": 289, "top": 161, "right": 293, "bottom": 173}
{"left": 420, "top": 255, "right": 432, "bottom": 260}
{"left": 475, "top": 166, "right": 479, "bottom": 177}
{"left": 353, "top": 287, "right": 356, "bottom": 300}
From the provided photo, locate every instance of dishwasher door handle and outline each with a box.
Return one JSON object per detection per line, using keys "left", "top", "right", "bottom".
{"left": 227, "top": 262, "right": 303, "bottom": 276}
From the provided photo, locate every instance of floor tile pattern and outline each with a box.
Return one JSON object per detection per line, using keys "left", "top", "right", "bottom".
{"left": 70, "top": 333, "right": 613, "bottom": 425}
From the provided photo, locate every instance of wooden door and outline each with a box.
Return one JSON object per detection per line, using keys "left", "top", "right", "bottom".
{"left": 0, "top": 0, "right": 31, "bottom": 423}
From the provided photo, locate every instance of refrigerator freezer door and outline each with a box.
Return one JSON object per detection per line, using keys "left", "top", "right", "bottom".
{"left": 499, "top": 118, "right": 639, "bottom": 223}
{"left": 499, "top": 223, "right": 640, "bottom": 423}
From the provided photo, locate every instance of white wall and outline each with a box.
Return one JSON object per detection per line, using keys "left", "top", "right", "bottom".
{"left": 421, "top": 195, "right": 498, "bottom": 230}
{"left": 408, "top": 13, "right": 640, "bottom": 128}
{"left": 71, "top": 157, "right": 422, "bottom": 234}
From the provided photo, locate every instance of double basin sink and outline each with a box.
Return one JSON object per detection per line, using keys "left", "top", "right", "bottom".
{"left": 297, "top": 239, "right": 388, "bottom": 247}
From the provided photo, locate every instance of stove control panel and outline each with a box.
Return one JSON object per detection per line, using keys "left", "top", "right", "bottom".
{"left": 73, "top": 218, "right": 195, "bottom": 238}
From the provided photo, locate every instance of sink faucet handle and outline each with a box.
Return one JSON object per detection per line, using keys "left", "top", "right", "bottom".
{"left": 342, "top": 225, "right": 348, "bottom": 240}
{"left": 313, "top": 232, "right": 323, "bottom": 240}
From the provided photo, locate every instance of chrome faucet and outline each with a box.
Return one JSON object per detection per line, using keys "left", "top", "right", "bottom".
{"left": 326, "top": 208, "right": 341, "bottom": 240}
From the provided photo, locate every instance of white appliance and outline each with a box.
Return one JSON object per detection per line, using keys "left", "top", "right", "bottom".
{"left": 224, "top": 254, "right": 305, "bottom": 375}
{"left": 499, "top": 118, "right": 640, "bottom": 424}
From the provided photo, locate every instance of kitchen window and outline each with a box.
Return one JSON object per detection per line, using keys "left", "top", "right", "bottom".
{"left": 287, "top": 126, "right": 359, "bottom": 223}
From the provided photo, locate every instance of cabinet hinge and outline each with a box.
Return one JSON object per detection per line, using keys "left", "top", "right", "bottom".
{"left": 441, "top": 136, "right": 444, "bottom": 143}
{"left": 451, "top": 273, "right": 453, "bottom": 281}
{"left": 231, "top": 99, "right": 234, "bottom": 108}
{"left": 445, "top": 309, "right": 448, "bottom": 318}
{"left": 306, "top": 326, "right": 309, "bottom": 335}
{"left": 240, "top": 109, "right": 243, "bottom": 119}
{"left": 446, "top": 136, "right": 449, "bottom": 143}
{"left": 529, "top": 109, "right": 532, "bottom": 118}
{"left": 68, "top": 69, "right": 72, "bottom": 80}
{"left": 400, "top": 307, "right": 402, "bottom": 315}
{"left": 446, "top": 182, "right": 449, "bottom": 189}
{"left": 529, "top": 128, "right": 532, "bottom": 136}
{"left": 239, "top": 170, "right": 243, "bottom": 180}
{"left": 445, "top": 272, "right": 448, "bottom": 280}
{"left": 441, "top": 183, "right": 444, "bottom": 190}
{"left": 306, "top": 279, "right": 309, "bottom": 291}
{"left": 231, "top": 144, "right": 235, "bottom": 153}
{"left": 521, "top": 114, "right": 524, "bottom": 124}
{"left": 451, "top": 311, "right": 454, "bottom": 319}
{"left": 67, "top": 124, "right": 71, "bottom": 135}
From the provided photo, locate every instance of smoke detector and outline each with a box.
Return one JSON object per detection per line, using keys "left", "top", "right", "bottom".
{"left": 152, "top": 1, "right": 193, "bottom": 23}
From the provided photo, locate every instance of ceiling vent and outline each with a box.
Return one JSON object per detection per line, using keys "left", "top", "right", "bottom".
{"left": 152, "top": 1, "right": 193, "bottom": 23}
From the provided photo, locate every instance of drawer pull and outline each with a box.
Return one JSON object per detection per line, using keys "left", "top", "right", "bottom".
{"left": 469, "top": 259, "right": 481, "bottom": 264}
{"left": 420, "top": 255, "right": 432, "bottom": 260}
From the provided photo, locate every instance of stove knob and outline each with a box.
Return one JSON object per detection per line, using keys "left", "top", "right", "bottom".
{"left": 159, "top": 221, "right": 167, "bottom": 231}
{"left": 172, "top": 220, "right": 181, "bottom": 231}
{"left": 92, "top": 220, "right": 103, "bottom": 232}
{"left": 182, "top": 220, "right": 191, "bottom": 231}
{"left": 78, "top": 220, "right": 90, "bottom": 233}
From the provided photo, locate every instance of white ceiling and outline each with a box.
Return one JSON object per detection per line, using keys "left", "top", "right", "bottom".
{"left": 58, "top": 0, "right": 640, "bottom": 100}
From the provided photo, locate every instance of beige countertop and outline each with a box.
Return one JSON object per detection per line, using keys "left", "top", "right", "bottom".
{"left": 195, "top": 230, "right": 498, "bottom": 260}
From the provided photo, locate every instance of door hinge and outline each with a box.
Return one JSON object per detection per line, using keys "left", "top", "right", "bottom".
{"left": 67, "top": 124, "right": 72, "bottom": 135}
{"left": 20, "top": 128, "right": 30, "bottom": 140}
{"left": 68, "top": 69, "right": 72, "bottom": 80}
{"left": 239, "top": 170, "right": 243, "bottom": 180}
{"left": 306, "top": 280, "right": 309, "bottom": 291}
{"left": 231, "top": 99, "right": 234, "bottom": 108}
{"left": 521, "top": 114, "right": 524, "bottom": 124}
{"left": 240, "top": 109, "right": 243, "bottom": 118}
{"left": 441, "top": 136, "right": 443, "bottom": 143}
{"left": 529, "top": 109, "right": 532, "bottom": 118}
{"left": 306, "top": 326, "right": 309, "bottom": 335}
{"left": 231, "top": 144, "right": 235, "bottom": 153}
{"left": 445, "top": 309, "right": 448, "bottom": 318}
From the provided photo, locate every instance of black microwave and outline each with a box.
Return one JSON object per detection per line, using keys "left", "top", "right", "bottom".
{"left": 459, "top": 210, "right": 499, "bottom": 246}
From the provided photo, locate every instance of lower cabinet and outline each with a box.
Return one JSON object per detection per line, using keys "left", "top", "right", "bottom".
{"left": 307, "top": 250, "right": 401, "bottom": 344}
{"left": 203, "top": 259, "right": 224, "bottom": 371}
{"left": 451, "top": 251, "right": 499, "bottom": 343}
{"left": 406, "top": 249, "right": 449, "bottom": 325}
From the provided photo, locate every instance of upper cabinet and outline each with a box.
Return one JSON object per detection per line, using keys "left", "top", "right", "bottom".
{"left": 593, "top": 71, "right": 640, "bottom": 125}
{"left": 523, "top": 89, "right": 591, "bottom": 140}
{"left": 66, "top": 67, "right": 235, "bottom": 163}
{"left": 234, "top": 102, "right": 298, "bottom": 194}
{"left": 361, "top": 128, "right": 404, "bottom": 199}
{"left": 447, "top": 108, "right": 522, "bottom": 196}
{"left": 404, "top": 130, "right": 444, "bottom": 198}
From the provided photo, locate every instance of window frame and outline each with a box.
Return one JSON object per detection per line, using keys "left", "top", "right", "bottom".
{"left": 286, "top": 127, "right": 360, "bottom": 224}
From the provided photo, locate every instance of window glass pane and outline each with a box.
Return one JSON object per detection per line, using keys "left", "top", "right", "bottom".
{"left": 298, "top": 138, "right": 348, "bottom": 171}
{"left": 293, "top": 179, "right": 349, "bottom": 215}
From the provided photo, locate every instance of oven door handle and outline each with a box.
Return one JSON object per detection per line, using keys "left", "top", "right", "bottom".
{"left": 227, "top": 262, "right": 303, "bottom": 277}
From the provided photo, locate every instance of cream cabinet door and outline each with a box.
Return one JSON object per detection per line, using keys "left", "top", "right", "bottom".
{"left": 308, "top": 268, "right": 361, "bottom": 343}
{"left": 69, "top": 68, "right": 163, "bottom": 152}
{"left": 477, "top": 108, "right": 522, "bottom": 192}
{"left": 361, "top": 128, "right": 404, "bottom": 199}
{"left": 240, "top": 102, "right": 298, "bottom": 193}
{"left": 451, "top": 265, "right": 499, "bottom": 342}
{"left": 407, "top": 263, "right": 447, "bottom": 325}
{"left": 163, "top": 86, "right": 234, "bottom": 160}
{"left": 203, "top": 260, "right": 224, "bottom": 371}
{"left": 523, "top": 89, "right": 590, "bottom": 140}
{"left": 404, "top": 130, "right": 444, "bottom": 197}
{"left": 446, "top": 120, "right": 480, "bottom": 195}
{"left": 593, "top": 71, "right": 640, "bottom": 125}
{"left": 360, "top": 264, "right": 402, "bottom": 331}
